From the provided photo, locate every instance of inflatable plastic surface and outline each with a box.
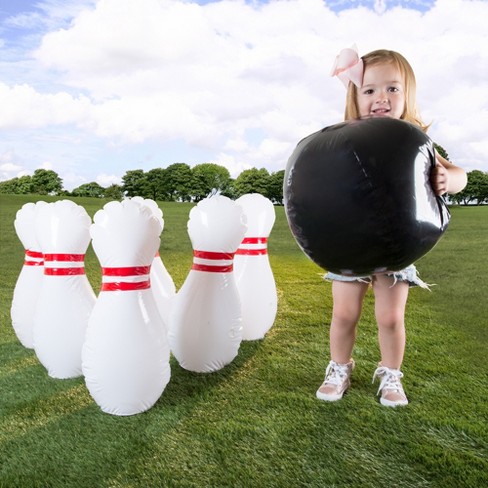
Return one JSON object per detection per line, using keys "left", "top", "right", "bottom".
{"left": 129, "top": 197, "right": 176, "bottom": 327}
{"left": 32, "top": 200, "right": 96, "bottom": 378}
{"left": 168, "top": 194, "right": 247, "bottom": 373}
{"left": 284, "top": 118, "right": 451, "bottom": 276}
{"left": 234, "top": 193, "right": 278, "bottom": 340}
{"left": 11, "top": 201, "right": 48, "bottom": 348}
{"left": 82, "top": 199, "right": 170, "bottom": 416}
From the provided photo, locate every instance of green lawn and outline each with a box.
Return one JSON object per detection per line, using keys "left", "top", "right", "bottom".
{"left": 1, "top": 194, "right": 487, "bottom": 488}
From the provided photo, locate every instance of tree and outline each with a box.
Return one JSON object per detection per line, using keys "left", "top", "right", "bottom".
{"left": 268, "top": 170, "right": 285, "bottom": 204}
{"left": 451, "top": 170, "right": 488, "bottom": 205}
{"left": 0, "top": 175, "right": 33, "bottom": 194}
{"left": 16, "top": 175, "right": 34, "bottom": 194}
{"left": 191, "top": 163, "right": 231, "bottom": 201}
{"left": 0, "top": 178, "right": 19, "bottom": 194}
{"left": 121, "top": 169, "right": 148, "bottom": 197}
{"left": 434, "top": 143, "right": 449, "bottom": 161}
{"left": 222, "top": 178, "right": 237, "bottom": 199}
{"left": 146, "top": 168, "right": 167, "bottom": 201}
{"left": 232, "top": 168, "right": 270, "bottom": 198}
{"left": 71, "top": 182, "right": 105, "bottom": 198}
{"left": 104, "top": 184, "right": 124, "bottom": 200}
{"left": 31, "top": 169, "right": 63, "bottom": 195}
{"left": 164, "top": 163, "right": 193, "bottom": 201}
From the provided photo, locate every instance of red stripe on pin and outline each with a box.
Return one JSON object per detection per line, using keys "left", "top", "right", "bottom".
{"left": 235, "top": 248, "right": 268, "bottom": 255}
{"left": 192, "top": 263, "right": 233, "bottom": 273}
{"left": 44, "top": 267, "right": 85, "bottom": 275}
{"left": 193, "top": 250, "right": 235, "bottom": 260}
{"left": 24, "top": 261, "right": 44, "bottom": 266}
{"left": 100, "top": 267, "right": 151, "bottom": 291}
{"left": 237, "top": 236, "right": 268, "bottom": 255}
{"left": 102, "top": 266, "right": 151, "bottom": 276}
{"left": 101, "top": 280, "right": 151, "bottom": 291}
{"left": 241, "top": 237, "right": 268, "bottom": 244}
{"left": 44, "top": 254, "right": 85, "bottom": 262}
{"left": 24, "top": 250, "right": 44, "bottom": 265}
{"left": 25, "top": 250, "right": 43, "bottom": 258}
{"left": 192, "top": 249, "right": 235, "bottom": 273}
{"left": 43, "top": 253, "right": 85, "bottom": 275}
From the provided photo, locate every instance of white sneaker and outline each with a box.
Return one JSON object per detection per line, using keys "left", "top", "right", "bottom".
{"left": 373, "top": 365, "right": 409, "bottom": 407}
{"left": 316, "top": 359, "right": 355, "bottom": 401}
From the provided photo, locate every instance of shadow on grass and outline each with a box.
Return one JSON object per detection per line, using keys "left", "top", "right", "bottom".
{"left": 0, "top": 339, "right": 264, "bottom": 487}
{"left": 0, "top": 333, "right": 264, "bottom": 419}
{"left": 156, "top": 339, "right": 263, "bottom": 407}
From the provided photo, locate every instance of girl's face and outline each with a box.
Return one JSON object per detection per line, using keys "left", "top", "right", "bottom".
{"left": 356, "top": 62, "right": 405, "bottom": 120}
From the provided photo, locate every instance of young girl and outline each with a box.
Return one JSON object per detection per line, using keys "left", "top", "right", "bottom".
{"left": 316, "top": 47, "right": 467, "bottom": 407}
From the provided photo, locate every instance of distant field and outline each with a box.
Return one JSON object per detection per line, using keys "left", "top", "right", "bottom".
{"left": 1, "top": 194, "right": 487, "bottom": 488}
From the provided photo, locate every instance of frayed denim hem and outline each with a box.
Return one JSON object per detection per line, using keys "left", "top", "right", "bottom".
{"left": 324, "top": 264, "right": 432, "bottom": 289}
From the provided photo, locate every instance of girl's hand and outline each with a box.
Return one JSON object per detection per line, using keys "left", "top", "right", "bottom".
{"left": 430, "top": 161, "right": 449, "bottom": 196}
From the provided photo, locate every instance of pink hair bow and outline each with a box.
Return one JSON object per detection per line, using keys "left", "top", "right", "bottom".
{"left": 330, "top": 45, "right": 364, "bottom": 88}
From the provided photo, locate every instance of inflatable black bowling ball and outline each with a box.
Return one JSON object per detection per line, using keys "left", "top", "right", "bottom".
{"left": 284, "top": 117, "right": 451, "bottom": 276}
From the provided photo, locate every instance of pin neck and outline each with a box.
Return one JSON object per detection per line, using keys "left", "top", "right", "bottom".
{"left": 192, "top": 250, "right": 235, "bottom": 273}
{"left": 242, "top": 237, "right": 268, "bottom": 244}
{"left": 24, "top": 250, "right": 44, "bottom": 266}
{"left": 43, "top": 253, "right": 86, "bottom": 275}
{"left": 236, "top": 236, "right": 268, "bottom": 256}
{"left": 102, "top": 266, "right": 151, "bottom": 276}
{"left": 101, "top": 265, "right": 151, "bottom": 291}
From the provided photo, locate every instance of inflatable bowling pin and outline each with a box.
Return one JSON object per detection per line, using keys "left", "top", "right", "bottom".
{"left": 234, "top": 194, "right": 278, "bottom": 340}
{"left": 82, "top": 199, "right": 171, "bottom": 416}
{"left": 11, "top": 201, "right": 48, "bottom": 348}
{"left": 151, "top": 253, "right": 176, "bottom": 326}
{"left": 168, "top": 194, "right": 247, "bottom": 373}
{"left": 32, "top": 200, "right": 96, "bottom": 379}
{"left": 131, "top": 197, "right": 176, "bottom": 326}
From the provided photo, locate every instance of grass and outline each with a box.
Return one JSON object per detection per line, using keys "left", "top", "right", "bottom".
{"left": 1, "top": 194, "right": 487, "bottom": 488}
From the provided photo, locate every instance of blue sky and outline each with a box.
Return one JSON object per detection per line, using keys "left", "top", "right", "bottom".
{"left": 1, "top": 0, "right": 486, "bottom": 190}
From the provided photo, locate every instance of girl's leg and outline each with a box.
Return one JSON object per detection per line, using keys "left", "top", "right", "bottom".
{"left": 372, "top": 275, "right": 409, "bottom": 368}
{"left": 371, "top": 275, "right": 410, "bottom": 406}
{"left": 329, "top": 280, "right": 369, "bottom": 363}
{"left": 316, "top": 280, "right": 368, "bottom": 402}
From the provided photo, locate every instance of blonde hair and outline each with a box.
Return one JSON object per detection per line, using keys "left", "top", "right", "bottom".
{"left": 344, "top": 49, "right": 429, "bottom": 131}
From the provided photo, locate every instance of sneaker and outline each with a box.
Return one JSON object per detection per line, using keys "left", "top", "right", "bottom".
{"left": 316, "top": 359, "right": 355, "bottom": 401}
{"left": 372, "top": 365, "right": 409, "bottom": 407}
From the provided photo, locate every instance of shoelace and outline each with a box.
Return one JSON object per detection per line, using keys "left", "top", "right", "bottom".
{"left": 324, "top": 361, "right": 350, "bottom": 386}
{"left": 372, "top": 366, "right": 404, "bottom": 396}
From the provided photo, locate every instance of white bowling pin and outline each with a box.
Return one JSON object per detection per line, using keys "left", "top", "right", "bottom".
{"left": 130, "top": 197, "right": 176, "bottom": 325}
{"left": 82, "top": 199, "right": 170, "bottom": 416}
{"left": 234, "top": 194, "right": 278, "bottom": 340}
{"left": 11, "top": 201, "right": 48, "bottom": 348}
{"left": 32, "top": 200, "right": 96, "bottom": 379}
{"left": 168, "top": 194, "right": 247, "bottom": 373}
{"left": 151, "top": 253, "right": 176, "bottom": 324}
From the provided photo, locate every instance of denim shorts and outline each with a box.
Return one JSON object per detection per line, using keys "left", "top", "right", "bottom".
{"left": 324, "top": 264, "right": 430, "bottom": 289}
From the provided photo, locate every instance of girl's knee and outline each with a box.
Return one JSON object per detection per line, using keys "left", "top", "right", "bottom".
{"left": 377, "top": 310, "right": 405, "bottom": 331}
{"left": 331, "top": 281, "right": 368, "bottom": 326}
{"left": 332, "top": 307, "right": 361, "bottom": 329}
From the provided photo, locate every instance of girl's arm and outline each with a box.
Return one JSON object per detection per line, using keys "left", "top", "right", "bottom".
{"left": 430, "top": 152, "right": 468, "bottom": 196}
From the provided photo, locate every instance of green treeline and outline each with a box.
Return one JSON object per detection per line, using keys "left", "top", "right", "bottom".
{"left": 0, "top": 164, "right": 285, "bottom": 204}
{"left": 1, "top": 164, "right": 487, "bottom": 205}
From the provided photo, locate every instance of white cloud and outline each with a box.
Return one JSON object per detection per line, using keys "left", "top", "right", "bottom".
{"left": 96, "top": 173, "right": 121, "bottom": 187}
{"left": 0, "top": 0, "right": 487, "bottom": 190}
{"left": 0, "top": 82, "right": 92, "bottom": 129}
{"left": 60, "top": 170, "right": 88, "bottom": 189}
{"left": 40, "top": 161, "right": 54, "bottom": 170}
{"left": 0, "top": 151, "right": 27, "bottom": 180}
{"left": 0, "top": 162, "right": 23, "bottom": 173}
